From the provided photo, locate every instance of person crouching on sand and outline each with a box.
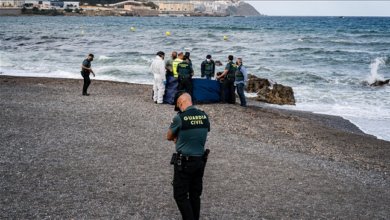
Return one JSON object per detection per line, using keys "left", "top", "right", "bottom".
{"left": 151, "top": 51, "right": 166, "bottom": 104}
{"left": 81, "top": 54, "right": 95, "bottom": 96}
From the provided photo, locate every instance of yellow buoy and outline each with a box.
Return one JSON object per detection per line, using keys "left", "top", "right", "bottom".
{"left": 131, "top": 27, "right": 134, "bottom": 31}
{"left": 81, "top": 31, "right": 84, "bottom": 34}
{"left": 223, "top": 36, "right": 227, "bottom": 40}
{"left": 166, "top": 31, "right": 170, "bottom": 36}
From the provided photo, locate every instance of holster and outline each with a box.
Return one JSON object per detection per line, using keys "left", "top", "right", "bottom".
{"left": 171, "top": 151, "right": 183, "bottom": 171}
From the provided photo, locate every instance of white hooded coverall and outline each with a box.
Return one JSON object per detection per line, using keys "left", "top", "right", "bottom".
{"left": 151, "top": 55, "right": 166, "bottom": 103}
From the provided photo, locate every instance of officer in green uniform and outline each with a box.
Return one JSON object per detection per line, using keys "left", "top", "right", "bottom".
{"left": 216, "top": 55, "right": 237, "bottom": 104}
{"left": 167, "top": 91, "right": 210, "bottom": 220}
{"left": 177, "top": 56, "right": 195, "bottom": 101}
{"left": 201, "top": 55, "right": 215, "bottom": 80}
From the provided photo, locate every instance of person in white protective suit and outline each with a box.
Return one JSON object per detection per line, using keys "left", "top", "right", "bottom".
{"left": 151, "top": 51, "right": 167, "bottom": 104}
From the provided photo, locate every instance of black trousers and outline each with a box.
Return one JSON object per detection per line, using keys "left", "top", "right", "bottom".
{"left": 82, "top": 73, "right": 91, "bottom": 94}
{"left": 178, "top": 77, "right": 193, "bottom": 101}
{"left": 221, "top": 77, "right": 235, "bottom": 104}
{"left": 173, "top": 160, "right": 205, "bottom": 220}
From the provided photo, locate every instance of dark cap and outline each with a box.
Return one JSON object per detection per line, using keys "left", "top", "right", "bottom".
{"left": 228, "top": 55, "right": 233, "bottom": 60}
{"left": 185, "top": 52, "right": 190, "bottom": 57}
{"left": 206, "top": 55, "right": 212, "bottom": 59}
{"left": 174, "top": 90, "right": 187, "bottom": 111}
{"left": 89, "top": 54, "right": 94, "bottom": 57}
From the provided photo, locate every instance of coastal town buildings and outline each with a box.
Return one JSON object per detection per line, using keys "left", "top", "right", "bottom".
{"left": 0, "top": 0, "right": 24, "bottom": 7}
{"left": 157, "top": 2, "right": 194, "bottom": 14}
{"left": 23, "top": 0, "right": 79, "bottom": 9}
{"left": 151, "top": 0, "right": 242, "bottom": 15}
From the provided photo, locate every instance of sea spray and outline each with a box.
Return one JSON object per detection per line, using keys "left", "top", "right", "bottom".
{"left": 367, "top": 57, "right": 386, "bottom": 84}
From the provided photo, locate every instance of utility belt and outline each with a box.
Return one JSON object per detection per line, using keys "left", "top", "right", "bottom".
{"left": 178, "top": 75, "right": 191, "bottom": 83}
{"left": 170, "top": 149, "right": 210, "bottom": 171}
{"left": 224, "top": 75, "right": 235, "bottom": 80}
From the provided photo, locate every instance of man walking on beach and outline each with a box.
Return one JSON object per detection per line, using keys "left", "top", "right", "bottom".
{"left": 234, "top": 58, "right": 248, "bottom": 107}
{"left": 81, "top": 54, "right": 95, "bottom": 96}
{"left": 201, "top": 55, "right": 215, "bottom": 80}
{"left": 167, "top": 91, "right": 210, "bottom": 220}
{"left": 216, "top": 55, "right": 237, "bottom": 104}
{"left": 177, "top": 56, "right": 195, "bottom": 101}
{"left": 151, "top": 51, "right": 166, "bottom": 104}
{"left": 172, "top": 52, "right": 184, "bottom": 78}
{"left": 165, "top": 51, "right": 177, "bottom": 77}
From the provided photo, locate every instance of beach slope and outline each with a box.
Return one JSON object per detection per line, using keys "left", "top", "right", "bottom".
{"left": 1, "top": 76, "right": 389, "bottom": 219}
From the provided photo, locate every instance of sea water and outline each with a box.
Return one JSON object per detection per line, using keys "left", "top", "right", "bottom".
{"left": 1, "top": 16, "right": 389, "bottom": 141}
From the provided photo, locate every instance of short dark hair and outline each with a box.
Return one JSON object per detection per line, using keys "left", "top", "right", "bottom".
{"left": 228, "top": 55, "right": 233, "bottom": 61}
{"left": 156, "top": 51, "right": 165, "bottom": 57}
{"left": 183, "top": 56, "right": 189, "bottom": 61}
{"left": 89, "top": 54, "right": 94, "bottom": 57}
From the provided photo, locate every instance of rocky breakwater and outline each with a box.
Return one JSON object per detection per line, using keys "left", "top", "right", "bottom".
{"left": 245, "top": 74, "right": 296, "bottom": 105}
{"left": 370, "top": 79, "right": 389, "bottom": 86}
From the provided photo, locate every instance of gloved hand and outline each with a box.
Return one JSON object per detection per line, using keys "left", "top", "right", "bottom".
{"left": 163, "top": 81, "right": 166, "bottom": 85}
{"left": 244, "top": 83, "right": 247, "bottom": 87}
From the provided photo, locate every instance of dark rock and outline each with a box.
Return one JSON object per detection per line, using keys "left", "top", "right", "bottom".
{"left": 370, "top": 79, "right": 389, "bottom": 86}
{"left": 245, "top": 74, "right": 295, "bottom": 105}
{"left": 245, "top": 74, "right": 271, "bottom": 93}
{"left": 215, "top": 61, "right": 223, "bottom": 66}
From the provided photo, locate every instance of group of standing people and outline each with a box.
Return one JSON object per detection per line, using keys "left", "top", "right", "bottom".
{"left": 151, "top": 51, "right": 248, "bottom": 107}
{"left": 79, "top": 52, "right": 246, "bottom": 220}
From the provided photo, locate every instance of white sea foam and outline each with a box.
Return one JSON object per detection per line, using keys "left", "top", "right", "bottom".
{"left": 366, "top": 57, "right": 386, "bottom": 84}
{"left": 244, "top": 92, "right": 258, "bottom": 98}
{"left": 0, "top": 58, "right": 15, "bottom": 67}
{"left": 297, "top": 39, "right": 303, "bottom": 42}
{"left": 99, "top": 55, "right": 112, "bottom": 60}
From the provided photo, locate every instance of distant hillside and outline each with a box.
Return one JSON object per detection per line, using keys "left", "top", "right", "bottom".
{"left": 227, "top": 3, "right": 261, "bottom": 16}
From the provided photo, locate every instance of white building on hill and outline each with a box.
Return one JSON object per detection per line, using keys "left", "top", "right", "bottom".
{"left": 24, "top": 0, "right": 79, "bottom": 9}
{"left": 0, "top": 0, "right": 25, "bottom": 7}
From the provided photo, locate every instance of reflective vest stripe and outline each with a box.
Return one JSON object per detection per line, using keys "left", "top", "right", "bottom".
{"left": 172, "top": 58, "right": 183, "bottom": 78}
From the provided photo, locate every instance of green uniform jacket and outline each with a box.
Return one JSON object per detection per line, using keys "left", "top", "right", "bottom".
{"left": 225, "top": 61, "right": 237, "bottom": 78}
{"left": 177, "top": 61, "right": 194, "bottom": 78}
{"left": 169, "top": 106, "right": 210, "bottom": 157}
{"left": 235, "top": 65, "right": 244, "bottom": 81}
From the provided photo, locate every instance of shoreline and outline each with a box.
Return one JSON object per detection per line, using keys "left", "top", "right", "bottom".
{"left": 1, "top": 75, "right": 389, "bottom": 218}
{"left": 1, "top": 74, "right": 377, "bottom": 139}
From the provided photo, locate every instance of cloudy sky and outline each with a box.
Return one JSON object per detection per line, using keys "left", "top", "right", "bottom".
{"left": 248, "top": 1, "right": 390, "bottom": 16}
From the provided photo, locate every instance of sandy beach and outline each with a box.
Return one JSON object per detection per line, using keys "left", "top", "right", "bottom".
{"left": 1, "top": 76, "right": 389, "bottom": 219}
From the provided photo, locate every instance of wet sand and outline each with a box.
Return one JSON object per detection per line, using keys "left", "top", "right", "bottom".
{"left": 1, "top": 76, "right": 389, "bottom": 219}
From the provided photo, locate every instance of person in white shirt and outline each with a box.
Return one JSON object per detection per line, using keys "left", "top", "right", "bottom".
{"left": 151, "top": 51, "right": 167, "bottom": 104}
